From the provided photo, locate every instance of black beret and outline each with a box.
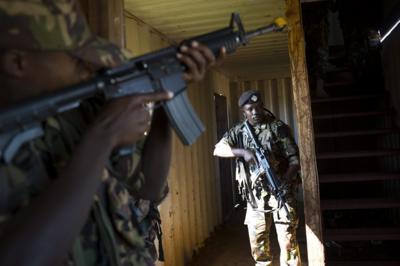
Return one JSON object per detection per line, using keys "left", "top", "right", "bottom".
{"left": 238, "top": 90, "right": 261, "bottom": 107}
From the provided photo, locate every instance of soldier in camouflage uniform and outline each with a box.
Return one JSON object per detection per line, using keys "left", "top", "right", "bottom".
{"left": 214, "top": 90, "right": 301, "bottom": 266}
{"left": 0, "top": 0, "right": 223, "bottom": 265}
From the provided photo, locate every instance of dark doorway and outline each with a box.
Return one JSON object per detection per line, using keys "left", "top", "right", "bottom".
{"left": 214, "top": 93, "right": 235, "bottom": 221}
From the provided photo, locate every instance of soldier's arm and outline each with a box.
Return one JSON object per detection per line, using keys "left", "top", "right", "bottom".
{"left": 0, "top": 125, "right": 117, "bottom": 266}
{"left": 0, "top": 92, "right": 171, "bottom": 266}
{"left": 213, "top": 132, "right": 256, "bottom": 163}
{"left": 276, "top": 122, "right": 301, "bottom": 182}
{"left": 213, "top": 138, "right": 236, "bottom": 157}
{"left": 282, "top": 164, "right": 300, "bottom": 183}
{"left": 135, "top": 107, "right": 172, "bottom": 203}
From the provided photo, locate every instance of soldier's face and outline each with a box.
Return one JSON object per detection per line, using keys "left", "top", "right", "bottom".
{"left": 0, "top": 50, "right": 96, "bottom": 107}
{"left": 28, "top": 52, "right": 96, "bottom": 92}
{"left": 242, "top": 102, "right": 266, "bottom": 125}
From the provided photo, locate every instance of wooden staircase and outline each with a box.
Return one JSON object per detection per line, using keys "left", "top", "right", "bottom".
{"left": 311, "top": 50, "right": 400, "bottom": 265}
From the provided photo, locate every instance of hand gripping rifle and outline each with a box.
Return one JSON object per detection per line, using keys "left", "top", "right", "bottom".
{"left": 243, "top": 120, "right": 292, "bottom": 220}
{"left": 0, "top": 13, "right": 287, "bottom": 164}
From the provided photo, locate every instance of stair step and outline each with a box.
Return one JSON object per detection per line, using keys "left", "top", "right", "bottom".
{"left": 325, "top": 80, "right": 354, "bottom": 88}
{"left": 312, "top": 94, "right": 384, "bottom": 103}
{"left": 319, "top": 173, "right": 400, "bottom": 183}
{"left": 328, "top": 261, "right": 400, "bottom": 266}
{"left": 328, "top": 50, "right": 345, "bottom": 58}
{"left": 326, "top": 66, "right": 351, "bottom": 73}
{"left": 313, "top": 110, "right": 389, "bottom": 120}
{"left": 316, "top": 129, "right": 400, "bottom": 138}
{"left": 317, "top": 149, "right": 400, "bottom": 159}
{"left": 325, "top": 228, "right": 400, "bottom": 241}
{"left": 321, "top": 198, "right": 400, "bottom": 210}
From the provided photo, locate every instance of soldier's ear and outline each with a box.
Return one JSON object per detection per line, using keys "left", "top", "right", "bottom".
{"left": 0, "top": 50, "right": 28, "bottom": 78}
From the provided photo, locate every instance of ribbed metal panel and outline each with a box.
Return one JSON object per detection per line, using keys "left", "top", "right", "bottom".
{"left": 125, "top": 16, "right": 230, "bottom": 266}
{"left": 125, "top": 0, "right": 290, "bottom": 80}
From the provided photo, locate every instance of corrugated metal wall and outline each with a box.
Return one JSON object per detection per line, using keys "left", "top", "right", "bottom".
{"left": 125, "top": 16, "right": 231, "bottom": 266}
{"left": 125, "top": 13, "right": 298, "bottom": 266}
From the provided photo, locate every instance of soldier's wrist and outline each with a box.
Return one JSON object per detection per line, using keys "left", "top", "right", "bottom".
{"left": 84, "top": 122, "right": 116, "bottom": 155}
{"left": 232, "top": 148, "right": 246, "bottom": 158}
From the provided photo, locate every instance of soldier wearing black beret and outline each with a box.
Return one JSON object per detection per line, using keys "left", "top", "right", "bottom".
{"left": 238, "top": 90, "right": 262, "bottom": 107}
{"left": 214, "top": 90, "right": 301, "bottom": 266}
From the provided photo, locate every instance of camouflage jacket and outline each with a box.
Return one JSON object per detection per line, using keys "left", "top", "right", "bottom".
{"left": 0, "top": 101, "right": 163, "bottom": 266}
{"left": 217, "top": 117, "right": 300, "bottom": 210}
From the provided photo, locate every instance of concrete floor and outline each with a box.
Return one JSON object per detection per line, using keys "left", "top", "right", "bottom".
{"left": 188, "top": 207, "right": 308, "bottom": 266}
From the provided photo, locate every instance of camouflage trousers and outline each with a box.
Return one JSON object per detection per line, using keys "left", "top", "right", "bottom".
{"left": 244, "top": 197, "right": 301, "bottom": 266}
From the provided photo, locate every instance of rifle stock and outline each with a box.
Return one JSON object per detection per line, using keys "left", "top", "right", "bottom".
{"left": 0, "top": 13, "right": 287, "bottom": 163}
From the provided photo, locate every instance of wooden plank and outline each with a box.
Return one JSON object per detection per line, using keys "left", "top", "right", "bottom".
{"left": 313, "top": 111, "right": 389, "bottom": 120}
{"left": 328, "top": 261, "right": 400, "bottom": 266}
{"left": 311, "top": 94, "right": 383, "bottom": 103}
{"left": 317, "top": 149, "right": 400, "bottom": 160}
{"left": 321, "top": 198, "right": 400, "bottom": 210}
{"left": 324, "top": 80, "right": 354, "bottom": 88}
{"left": 315, "top": 129, "right": 400, "bottom": 138}
{"left": 319, "top": 172, "right": 400, "bottom": 183}
{"left": 325, "top": 66, "right": 350, "bottom": 73}
{"left": 325, "top": 227, "right": 400, "bottom": 241}
{"left": 286, "top": 0, "right": 325, "bottom": 265}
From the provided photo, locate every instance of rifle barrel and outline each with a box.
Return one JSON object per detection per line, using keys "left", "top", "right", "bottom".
{"left": 245, "top": 24, "right": 279, "bottom": 40}
{"left": 245, "top": 17, "right": 287, "bottom": 41}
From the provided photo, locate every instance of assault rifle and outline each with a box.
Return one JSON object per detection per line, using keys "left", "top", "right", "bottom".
{"left": 0, "top": 13, "right": 287, "bottom": 163}
{"left": 243, "top": 120, "right": 292, "bottom": 220}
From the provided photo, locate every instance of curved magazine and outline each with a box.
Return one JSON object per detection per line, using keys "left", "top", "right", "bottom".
{"left": 163, "top": 91, "right": 205, "bottom": 145}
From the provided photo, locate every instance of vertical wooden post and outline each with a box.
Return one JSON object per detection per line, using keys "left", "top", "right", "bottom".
{"left": 79, "top": 0, "right": 125, "bottom": 48}
{"left": 285, "top": 0, "right": 325, "bottom": 265}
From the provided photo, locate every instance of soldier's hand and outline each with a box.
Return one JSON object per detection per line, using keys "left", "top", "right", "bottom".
{"left": 93, "top": 91, "right": 173, "bottom": 148}
{"left": 278, "top": 182, "right": 290, "bottom": 196}
{"left": 177, "top": 41, "right": 226, "bottom": 82}
{"left": 242, "top": 149, "right": 256, "bottom": 164}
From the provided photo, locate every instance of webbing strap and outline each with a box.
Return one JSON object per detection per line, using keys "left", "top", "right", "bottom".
{"left": 71, "top": 237, "right": 86, "bottom": 266}
{"left": 93, "top": 198, "right": 120, "bottom": 266}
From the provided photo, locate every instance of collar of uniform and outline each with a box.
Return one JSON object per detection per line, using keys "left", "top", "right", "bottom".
{"left": 252, "top": 123, "right": 267, "bottom": 134}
